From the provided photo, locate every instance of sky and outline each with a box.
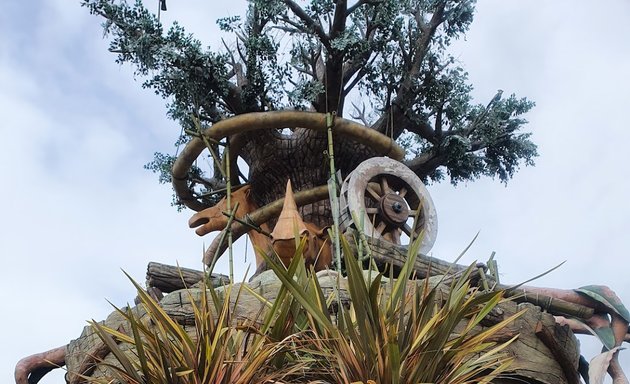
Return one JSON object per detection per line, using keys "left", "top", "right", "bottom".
{"left": 1, "top": 1, "right": 629, "bottom": 383}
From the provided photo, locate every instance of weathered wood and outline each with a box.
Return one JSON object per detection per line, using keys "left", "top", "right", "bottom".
{"left": 343, "top": 231, "right": 469, "bottom": 279}
{"left": 66, "top": 270, "right": 579, "bottom": 384}
{"left": 348, "top": 235, "right": 595, "bottom": 320}
{"left": 69, "top": 325, "right": 124, "bottom": 384}
{"left": 14, "top": 346, "right": 66, "bottom": 384}
{"left": 453, "top": 301, "right": 579, "bottom": 384}
{"left": 504, "top": 287, "right": 595, "bottom": 320}
{"left": 66, "top": 307, "right": 146, "bottom": 384}
{"left": 339, "top": 156, "right": 438, "bottom": 255}
{"left": 536, "top": 321, "right": 581, "bottom": 384}
{"left": 146, "top": 262, "right": 229, "bottom": 293}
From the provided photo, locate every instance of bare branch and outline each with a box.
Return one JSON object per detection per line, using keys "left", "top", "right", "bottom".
{"left": 234, "top": 30, "right": 248, "bottom": 44}
{"left": 221, "top": 38, "right": 236, "bottom": 64}
{"left": 314, "top": 47, "right": 325, "bottom": 82}
{"left": 236, "top": 40, "right": 246, "bottom": 64}
{"left": 404, "top": 148, "right": 446, "bottom": 178}
{"left": 435, "top": 102, "right": 445, "bottom": 140}
{"left": 291, "top": 63, "right": 316, "bottom": 78}
{"left": 372, "top": 3, "right": 447, "bottom": 137}
{"left": 408, "top": 3, "right": 445, "bottom": 82}
{"left": 343, "top": 52, "right": 378, "bottom": 96}
{"left": 346, "top": 0, "right": 366, "bottom": 16}
{"left": 330, "top": 0, "right": 348, "bottom": 40}
{"left": 350, "top": 101, "right": 370, "bottom": 126}
{"left": 283, "top": 0, "right": 331, "bottom": 50}
{"left": 271, "top": 25, "right": 301, "bottom": 34}
{"left": 277, "top": 16, "right": 310, "bottom": 33}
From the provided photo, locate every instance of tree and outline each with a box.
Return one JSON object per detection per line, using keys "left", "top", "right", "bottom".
{"left": 82, "top": 0, "right": 537, "bottom": 227}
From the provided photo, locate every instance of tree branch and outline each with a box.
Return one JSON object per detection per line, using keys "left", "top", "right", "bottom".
{"left": 341, "top": 10, "right": 378, "bottom": 95}
{"left": 320, "top": 0, "right": 349, "bottom": 113}
{"left": 283, "top": 0, "right": 331, "bottom": 50}
{"left": 346, "top": 0, "right": 383, "bottom": 16}
{"left": 372, "top": 3, "right": 447, "bottom": 138}
{"left": 465, "top": 89, "right": 503, "bottom": 136}
{"left": 350, "top": 101, "right": 370, "bottom": 126}
{"left": 435, "top": 102, "right": 445, "bottom": 140}
{"left": 331, "top": 0, "right": 349, "bottom": 39}
{"left": 404, "top": 148, "right": 446, "bottom": 179}
{"left": 346, "top": 0, "right": 366, "bottom": 16}
{"left": 407, "top": 4, "right": 446, "bottom": 90}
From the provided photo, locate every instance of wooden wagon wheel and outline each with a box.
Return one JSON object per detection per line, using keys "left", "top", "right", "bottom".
{"left": 339, "top": 157, "right": 437, "bottom": 255}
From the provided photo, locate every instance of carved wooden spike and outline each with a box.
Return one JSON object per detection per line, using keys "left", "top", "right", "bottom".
{"left": 271, "top": 180, "right": 308, "bottom": 241}
{"left": 271, "top": 180, "right": 308, "bottom": 266}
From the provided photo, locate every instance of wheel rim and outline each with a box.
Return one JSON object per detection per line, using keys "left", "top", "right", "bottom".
{"left": 340, "top": 157, "right": 438, "bottom": 254}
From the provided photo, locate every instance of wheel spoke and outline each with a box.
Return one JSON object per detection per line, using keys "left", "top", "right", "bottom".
{"left": 366, "top": 184, "right": 381, "bottom": 201}
{"left": 398, "top": 187, "right": 407, "bottom": 198}
{"left": 389, "top": 228, "right": 401, "bottom": 245}
{"left": 375, "top": 221, "right": 387, "bottom": 235}
{"left": 380, "top": 176, "right": 390, "bottom": 194}
{"left": 408, "top": 209, "right": 418, "bottom": 218}
{"left": 365, "top": 207, "right": 379, "bottom": 214}
{"left": 402, "top": 223, "right": 413, "bottom": 237}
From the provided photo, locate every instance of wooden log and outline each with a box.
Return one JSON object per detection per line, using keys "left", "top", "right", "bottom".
{"left": 504, "top": 287, "right": 595, "bottom": 320}
{"left": 146, "top": 262, "right": 229, "bottom": 293}
{"left": 343, "top": 231, "right": 470, "bottom": 279}
{"left": 66, "top": 269, "right": 580, "bottom": 384}
{"left": 343, "top": 231, "right": 594, "bottom": 320}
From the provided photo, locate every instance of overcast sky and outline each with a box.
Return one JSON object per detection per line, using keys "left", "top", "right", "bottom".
{"left": 2, "top": 1, "right": 629, "bottom": 383}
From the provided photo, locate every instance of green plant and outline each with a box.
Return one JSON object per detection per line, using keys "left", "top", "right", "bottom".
{"left": 86, "top": 275, "right": 283, "bottom": 384}
{"left": 261, "top": 236, "right": 523, "bottom": 384}
{"left": 85, "top": 238, "right": 522, "bottom": 384}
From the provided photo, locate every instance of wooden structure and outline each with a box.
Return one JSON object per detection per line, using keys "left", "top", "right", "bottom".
{"left": 15, "top": 111, "right": 628, "bottom": 383}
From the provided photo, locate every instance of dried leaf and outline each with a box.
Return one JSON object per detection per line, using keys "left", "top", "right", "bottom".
{"left": 589, "top": 346, "right": 622, "bottom": 384}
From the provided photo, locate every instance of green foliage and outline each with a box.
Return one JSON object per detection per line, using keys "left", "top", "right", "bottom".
{"left": 84, "top": 240, "right": 522, "bottom": 383}
{"left": 83, "top": 0, "right": 538, "bottom": 200}
{"left": 82, "top": 0, "right": 232, "bottom": 127}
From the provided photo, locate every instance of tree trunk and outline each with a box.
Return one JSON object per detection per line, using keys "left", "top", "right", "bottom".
{"left": 240, "top": 128, "right": 379, "bottom": 228}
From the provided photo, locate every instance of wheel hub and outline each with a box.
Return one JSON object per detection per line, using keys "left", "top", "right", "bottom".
{"left": 378, "top": 193, "right": 409, "bottom": 226}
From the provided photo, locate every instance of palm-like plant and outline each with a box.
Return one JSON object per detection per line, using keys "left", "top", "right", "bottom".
{"left": 84, "top": 238, "right": 522, "bottom": 384}
{"left": 260, "top": 236, "right": 522, "bottom": 384}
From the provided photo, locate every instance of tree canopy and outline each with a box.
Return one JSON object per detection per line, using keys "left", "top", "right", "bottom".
{"left": 82, "top": 0, "right": 537, "bottom": 208}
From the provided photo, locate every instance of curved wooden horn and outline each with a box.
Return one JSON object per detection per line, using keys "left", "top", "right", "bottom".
{"left": 172, "top": 111, "right": 405, "bottom": 212}
{"left": 15, "top": 345, "right": 66, "bottom": 384}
